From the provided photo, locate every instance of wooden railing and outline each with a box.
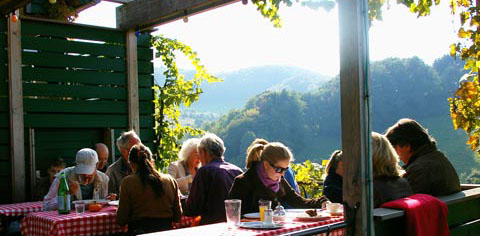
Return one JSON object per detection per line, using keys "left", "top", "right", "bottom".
{"left": 374, "top": 184, "right": 480, "bottom": 236}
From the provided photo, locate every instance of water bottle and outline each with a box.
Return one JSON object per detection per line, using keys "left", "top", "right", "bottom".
{"left": 57, "top": 172, "right": 71, "bottom": 214}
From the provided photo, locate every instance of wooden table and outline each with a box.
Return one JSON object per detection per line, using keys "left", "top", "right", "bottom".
{"left": 140, "top": 216, "right": 345, "bottom": 236}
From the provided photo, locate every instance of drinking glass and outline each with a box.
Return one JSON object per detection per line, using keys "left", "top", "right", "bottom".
{"left": 75, "top": 201, "right": 85, "bottom": 214}
{"left": 258, "top": 199, "right": 271, "bottom": 222}
{"left": 225, "top": 199, "right": 241, "bottom": 227}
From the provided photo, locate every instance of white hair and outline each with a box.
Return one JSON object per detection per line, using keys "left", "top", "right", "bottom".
{"left": 116, "top": 130, "right": 140, "bottom": 152}
{"left": 178, "top": 138, "right": 200, "bottom": 162}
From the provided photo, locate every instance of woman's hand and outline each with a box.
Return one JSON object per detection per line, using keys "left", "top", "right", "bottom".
{"left": 106, "top": 193, "right": 117, "bottom": 200}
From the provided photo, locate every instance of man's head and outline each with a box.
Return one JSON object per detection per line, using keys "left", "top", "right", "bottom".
{"left": 197, "top": 133, "right": 225, "bottom": 165}
{"left": 75, "top": 148, "right": 98, "bottom": 185}
{"left": 49, "top": 158, "right": 66, "bottom": 182}
{"left": 116, "top": 130, "right": 141, "bottom": 161}
{"left": 95, "top": 143, "right": 109, "bottom": 170}
{"left": 385, "top": 118, "right": 435, "bottom": 164}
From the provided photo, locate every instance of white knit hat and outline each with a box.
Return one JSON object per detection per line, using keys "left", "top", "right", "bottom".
{"left": 75, "top": 148, "right": 98, "bottom": 175}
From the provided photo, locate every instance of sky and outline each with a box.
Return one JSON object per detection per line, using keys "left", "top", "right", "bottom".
{"left": 76, "top": 1, "right": 458, "bottom": 77}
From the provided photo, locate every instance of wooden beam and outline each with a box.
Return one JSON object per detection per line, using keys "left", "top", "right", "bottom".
{"left": 104, "top": 0, "right": 135, "bottom": 3}
{"left": 126, "top": 29, "right": 140, "bottom": 135}
{"left": 116, "top": 0, "right": 239, "bottom": 30}
{"left": 8, "top": 11, "right": 26, "bottom": 203}
{"left": 338, "top": 0, "right": 373, "bottom": 235}
{"left": 0, "top": 0, "right": 32, "bottom": 15}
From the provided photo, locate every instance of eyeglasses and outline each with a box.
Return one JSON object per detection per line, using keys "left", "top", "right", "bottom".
{"left": 267, "top": 161, "right": 289, "bottom": 173}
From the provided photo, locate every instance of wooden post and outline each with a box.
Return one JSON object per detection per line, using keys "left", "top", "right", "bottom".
{"left": 8, "top": 11, "right": 26, "bottom": 203}
{"left": 126, "top": 29, "right": 140, "bottom": 135}
{"left": 338, "top": 0, "right": 373, "bottom": 235}
{"left": 29, "top": 128, "right": 35, "bottom": 201}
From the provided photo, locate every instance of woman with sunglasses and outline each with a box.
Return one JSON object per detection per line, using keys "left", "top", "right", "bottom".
{"left": 228, "top": 142, "right": 329, "bottom": 215}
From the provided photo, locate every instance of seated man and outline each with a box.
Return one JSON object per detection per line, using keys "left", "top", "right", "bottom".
{"left": 95, "top": 143, "right": 109, "bottom": 173}
{"left": 106, "top": 130, "right": 141, "bottom": 195}
{"left": 385, "top": 118, "right": 461, "bottom": 196}
{"left": 184, "top": 133, "right": 243, "bottom": 225}
{"left": 43, "top": 148, "right": 110, "bottom": 210}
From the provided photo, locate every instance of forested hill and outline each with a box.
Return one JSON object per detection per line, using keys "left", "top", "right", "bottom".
{"left": 155, "top": 65, "right": 332, "bottom": 113}
{"left": 203, "top": 55, "right": 479, "bottom": 176}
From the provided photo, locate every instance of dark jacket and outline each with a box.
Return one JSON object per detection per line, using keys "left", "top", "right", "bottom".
{"left": 373, "top": 175, "right": 413, "bottom": 208}
{"left": 404, "top": 144, "right": 461, "bottom": 196}
{"left": 228, "top": 164, "right": 328, "bottom": 215}
{"left": 323, "top": 172, "right": 343, "bottom": 203}
{"left": 185, "top": 159, "right": 243, "bottom": 225}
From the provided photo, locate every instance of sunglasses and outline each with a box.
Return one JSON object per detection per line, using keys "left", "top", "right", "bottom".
{"left": 267, "top": 161, "right": 289, "bottom": 173}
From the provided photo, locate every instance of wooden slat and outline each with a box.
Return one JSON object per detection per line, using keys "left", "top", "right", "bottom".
{"left": 139, "top": 128, "right": 154, "bottom": 141}
{"left": 137, "top": 47, "right": 153, "bottom": 61}
{"left": 138, "top": 60, "right": 154, "bottom": 74}
{"left": 136, "top": 33, "right": 151, "bottom": 47}
{"left": 450, "top": 219, "right": 480, "bottom": 236}
{"left": 35, "top": 128, "right": 104, "bottom": 143}
{"left": 0, "top": 145, "right": 8, "bottom": 160}
{"left": 24, "top": 114, "right": 154, "bottom": 128}
{"left": 138, "top": 74, "right": 154, "bottom": 88}
{"left": 0, "top": 129, "right": 8, "bottom": 143}
{"left": 22, "top": 35, "right": 127, "bottom": 58}
{"left": 22, "top": 51, "right": 127, "bottom": 72}
{"left": 22, "top": 83, "right": 128, "bottom": 100}
{"left": 23, "top": 99, "right": 154, "bottom": 114}
{"left": 0, "top": 114, "right": 7, "bottom": 128}
{"left": 22, "top": 19, "right": 125, "bottom": 44}
{"left": 0, "top": 34, "right": 5, "bottom": 46}
{"left": 0, "top": 64, "right": 6, "bottom": 77}
{"left": 22, "top": 67, "right": 152, "bottom": 87}
{"left": 0, "top": 17, "right": 6, "bottom": 32}
{"left": 0, "top": 96, "right": 7, "bottom": 111}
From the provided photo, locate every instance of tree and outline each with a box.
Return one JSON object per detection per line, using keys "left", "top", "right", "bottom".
{"left": 151, "top": 35, "right": 222, "bottom": 170}
{"left": 253, "top": 0, "right": 480, "bottom": 156}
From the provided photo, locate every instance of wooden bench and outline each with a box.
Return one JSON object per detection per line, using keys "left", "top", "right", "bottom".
{"left": 374, "top": 185, "right": 480, "bottom": 236}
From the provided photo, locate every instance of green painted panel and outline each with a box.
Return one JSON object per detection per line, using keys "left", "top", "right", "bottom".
{"left": 0, "top": 161, "right": 9, "bottom": 175}
{"left": 0, "top": 65, "right": 6, "bottom": 78}
{"left": 138, "top": 60, "right": 153, "bottom": 74}
{"left": 0, "top": 145, "right": 8, "bottom": 161}
{"left": 23, "top": 83, "right": 127, "bottom": 100}
{"left": 22, "top": 36, "right": 126, "bottom": 58}
{"left": 0, "top": 113, "right": 7, "bottom": 128}
{"left": 447, "top": 198, "right": 480, "bottom": 226}
{"left": 0, "top": 98, "right": 7, "bottom": 111}
{"left": 139, "top": 128, "right": 154, "bottom": 142}
{"left": 0, "top": 49, "right": 6, "bottom": 64}
{"left": 374, "top": 217, "right": 405, "bottom": 236}
{"left": 0, "top": 18, "right": 6, "bottom": 32}
{"left": 35, "top": 128, "right": 104, "bottom": 143}
{"left": 0, "top": 34, "right": 5, "bottom": 47}
{"left": 22, "top": 67, "right": 152, "bottom": 87}
{"left": 138, "top": 88, "right": 154, "bottom": 102}
{"left": 24, "top": 99, "right": 153, "bottom": 114}
{"left": 138, "top": 47, "right": 153, "bottom": 61}
{"left": 22, "top": 51, "right": 126, "bottom": 72}
{"left": 0, "top": 176, "right": 11, "bottom": 203}
{"left": 22, "top": 20, "right": 125, "bottom": 44}
{"left": 137, "top": 34, "right": 151, "bottom": 47}
{"left": 24, "top": 114, "right": 153, "bottom": 128}
{"left": 450, "top": 220, "right": 480, "bottom": 236}
{"left": 0, "top": 129, "right": 8, "bottom": 144}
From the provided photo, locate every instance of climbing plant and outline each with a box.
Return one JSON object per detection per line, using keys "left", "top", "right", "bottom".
{"left": 151, "top": 35, "right": 222, "bottom": 170}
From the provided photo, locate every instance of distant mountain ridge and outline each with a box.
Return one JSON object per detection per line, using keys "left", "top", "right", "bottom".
{"left": 154, "top": 65, "right": 332, "bottom": 113}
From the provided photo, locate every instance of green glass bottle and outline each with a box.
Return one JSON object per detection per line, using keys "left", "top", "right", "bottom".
{"left": 57, "top": 172, "right": 71, "bottom": 214}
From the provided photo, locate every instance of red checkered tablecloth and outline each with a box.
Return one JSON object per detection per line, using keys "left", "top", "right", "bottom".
{"left": 20, "top": 206, "right": 127, "bottom": 236}
{"left": 0, "top": 201, "right": 43, "bottom": 217}
{"left": 141, "top": 216, "right": 345, "bottom": 236}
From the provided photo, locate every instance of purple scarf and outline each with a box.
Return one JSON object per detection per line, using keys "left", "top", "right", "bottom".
{"left": 256, "top": 162, "right": 280, "bottom": 192}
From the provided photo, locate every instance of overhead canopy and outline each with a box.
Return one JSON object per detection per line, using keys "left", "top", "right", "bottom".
{"left": 0, "top": 0, "right": 32, "bottom": 15}
{"left": 116, "top": 0, "right": 239, "bottom": 30}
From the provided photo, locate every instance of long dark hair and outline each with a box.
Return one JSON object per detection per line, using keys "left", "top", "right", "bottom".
{"left": 128, "top": 144, "right": 164, "bottom": 197}
{"left": 385, "top": 118, "right": 435, "bottom": 152}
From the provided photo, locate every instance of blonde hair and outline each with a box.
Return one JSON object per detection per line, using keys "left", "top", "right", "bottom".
{"left": 371, "top": 132, "right": 403, "bottom": 177}
{"left": 245, "top": 138, "right": 268, "bottom": 169}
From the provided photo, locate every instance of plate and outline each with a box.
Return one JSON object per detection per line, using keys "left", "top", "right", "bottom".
{"left": 72, "top": 199, "right": 109, "bottom": 205}
{"left": 108, "top": 200, "right": 119, "bottom": 206}
{"left": 238, "top": 221, "right": 283, "bottom": 229}
{"left": 243, "top": 212, "right": 260, "bottom": 219}
{"left": 294, "top": 212, "right": 331, "bottom": 222}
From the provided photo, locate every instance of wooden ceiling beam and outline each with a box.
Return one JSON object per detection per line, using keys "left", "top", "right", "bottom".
{"left": 116, "top": 0, "right": 240, "bottom": 31}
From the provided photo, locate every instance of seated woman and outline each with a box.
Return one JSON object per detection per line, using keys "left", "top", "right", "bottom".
{"left": 229, "top": 142, "right": 329, "bottom": 214}
{"left": 371, "top": 132, "right": 413, "bottom": 208}
{"left": 322, "top": 150, "right": 343, "bottom": 203}
{"left": 116, "top": 144, "right": 182, "bottom": 234}
{"left": 168, "top": 138, "right": 201, "bottom": 195}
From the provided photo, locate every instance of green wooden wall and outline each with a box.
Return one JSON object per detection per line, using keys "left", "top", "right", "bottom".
{"left": 0, "top": 18, "right": 10, "bottom": 203}
{"left": 0, "top": 19, "right": 155, "bottom": 203}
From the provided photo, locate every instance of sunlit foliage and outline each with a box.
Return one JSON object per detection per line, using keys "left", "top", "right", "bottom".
{"left": 291, "top": 160, "right": 325, "bottom": 198}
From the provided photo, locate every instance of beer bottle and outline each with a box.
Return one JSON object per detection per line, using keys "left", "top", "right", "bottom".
{"left": 57, "top": 172, "right": 71, "bottom": 214}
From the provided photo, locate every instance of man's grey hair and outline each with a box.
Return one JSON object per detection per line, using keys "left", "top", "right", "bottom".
{"left": 198, "top": 133, "right": 225, "bottom": 158}
{"left": 116, "top": 130, "right": 140, "bottom": 152}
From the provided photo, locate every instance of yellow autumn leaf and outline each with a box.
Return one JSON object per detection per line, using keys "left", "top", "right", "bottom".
{"left": 450, "top": 44, "right": 457, "bottom": 56}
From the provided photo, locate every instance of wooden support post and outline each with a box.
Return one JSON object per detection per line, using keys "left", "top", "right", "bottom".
{"left": 126, "top": 29, "right": 140, "bottom": 135}
{"left": 29, "top": 128, "right": 35, "bottom": 201}
{"left": 8, "top": 11, "right": 26, "bottom": 203}
{"left": 338, "top": 0, "right": 373, "bottom": 235}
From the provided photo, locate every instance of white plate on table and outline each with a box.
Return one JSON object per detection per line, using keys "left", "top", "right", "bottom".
{"left": 108, "top": 200, "right": 119, "bottom": 206}
{"left": 294, "top": 212, "right": 331, "bottom": 222}
{"left": 243, "top": 212, "right": 260, "bottom": 219}
{"left": 238, "top": 221, "right": 283, "bottom": 229}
